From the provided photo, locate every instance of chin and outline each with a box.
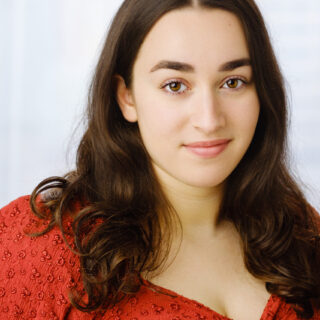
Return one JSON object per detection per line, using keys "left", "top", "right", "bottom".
{"left": 182, "top": 176, "right": 227, "bottom": 189}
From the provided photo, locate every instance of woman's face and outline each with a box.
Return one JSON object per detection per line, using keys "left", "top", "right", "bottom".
{"left": 116, "top": 8, "right": 260, "bottom": 190}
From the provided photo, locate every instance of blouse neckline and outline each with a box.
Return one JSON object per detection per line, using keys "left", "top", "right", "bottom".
{"left": 141, "top": 277, "right": 276, "bottom": 320}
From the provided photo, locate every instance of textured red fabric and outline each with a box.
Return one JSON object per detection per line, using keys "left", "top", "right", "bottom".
{"left": 0, "top": 195, "right": 319, "bottom": 319}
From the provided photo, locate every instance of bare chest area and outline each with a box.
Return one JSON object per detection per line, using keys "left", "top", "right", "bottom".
{"left": 144, "top": 225, "right": 271, "bottom": 320}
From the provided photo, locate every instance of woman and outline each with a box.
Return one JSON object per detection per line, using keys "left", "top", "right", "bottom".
{"left": 1, "top": 0, "right": 319, "bottom": 319}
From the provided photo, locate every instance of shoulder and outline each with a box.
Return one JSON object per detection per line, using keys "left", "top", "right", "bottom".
{"left": 0, "top": 195, "right": 91, "bottom": 319}
{"left": 0, "top": 195, "right": 33, "bottom": 230}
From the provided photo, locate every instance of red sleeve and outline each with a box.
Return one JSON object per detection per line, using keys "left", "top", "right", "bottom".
{"left": 0, "top": 195, "right": 94, "bottom": 319}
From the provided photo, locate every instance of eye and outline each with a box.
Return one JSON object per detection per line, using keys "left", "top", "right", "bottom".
{"left": 222, "top": 78, "right": 247, "bottom": 90}
{"left": 162, "top": 80, "right": 188, "bottom": 95}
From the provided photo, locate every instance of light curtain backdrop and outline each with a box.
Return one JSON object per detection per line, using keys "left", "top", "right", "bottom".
{"left": 1, "top": 0, "right": 319, "bottom": 209}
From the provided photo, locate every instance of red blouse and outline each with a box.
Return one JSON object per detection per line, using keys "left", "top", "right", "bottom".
{"left": 0, "top": 195, "right": 319, "bottom": 320}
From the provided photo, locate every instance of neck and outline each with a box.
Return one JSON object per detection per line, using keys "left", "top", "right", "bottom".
{"left": 154, "top": 165, "right": 225, "bottom": 240}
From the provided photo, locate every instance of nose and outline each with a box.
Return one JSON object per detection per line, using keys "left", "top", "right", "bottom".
{"left": 191, "top": 87, "right": 226, "bottom": 134}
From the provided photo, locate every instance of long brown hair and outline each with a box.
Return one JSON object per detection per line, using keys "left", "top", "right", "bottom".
{"left": 30, "top": 0, "right": 320, "bottom": 318}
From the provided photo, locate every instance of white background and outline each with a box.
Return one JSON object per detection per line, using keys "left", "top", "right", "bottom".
{"left": 1, "top": 0, "right": 319, "bottom": 210}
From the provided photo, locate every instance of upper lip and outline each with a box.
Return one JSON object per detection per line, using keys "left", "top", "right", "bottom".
{"left": 184, "top": 139, "right": 231, "bottom": 148}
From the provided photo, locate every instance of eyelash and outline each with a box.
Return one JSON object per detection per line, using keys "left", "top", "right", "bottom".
{"left": 161, "top": 76, "right": 248, "bottom": 95}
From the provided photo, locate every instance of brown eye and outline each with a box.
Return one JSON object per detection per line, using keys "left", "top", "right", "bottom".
{"left": 227, "top": 79, "right": 239, "bottom": 88}
{"left": 222, "top": 78, "right": 246, "bottom": 90}
{"left": 169, "top": 82, "right": 182, "bottom": 92}
{"left": 163, "top": 81, "right": 187, "bottom": 95}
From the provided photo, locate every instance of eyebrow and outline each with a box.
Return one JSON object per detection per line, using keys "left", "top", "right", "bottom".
{"left": 149, "top": 58, "right": 251, "bottom": 73}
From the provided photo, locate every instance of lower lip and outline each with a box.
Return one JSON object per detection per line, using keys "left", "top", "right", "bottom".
{"left": 184, "top": 142, "right": 230, "bottom": 158}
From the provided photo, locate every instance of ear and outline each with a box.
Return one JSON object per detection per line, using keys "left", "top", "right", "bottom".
{"left": 114, "top": 74, "right": 138, "bottom": 122}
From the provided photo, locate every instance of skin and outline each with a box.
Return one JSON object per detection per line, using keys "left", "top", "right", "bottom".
{"left": 115, "top": 8, "right": 268, "bottom": 319}
{"left": 116, "top": 7, "right": 260, "bottom": 238}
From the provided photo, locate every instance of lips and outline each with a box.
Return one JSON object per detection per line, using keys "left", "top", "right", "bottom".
{"left": 184, "top": 139, "right": 231, "bottom": 158}
{"left": 185, "top": 139, "right": 231, "bottom": 148}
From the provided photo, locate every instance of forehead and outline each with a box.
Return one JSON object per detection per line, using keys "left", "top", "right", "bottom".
{"left": 133, "top": 8, "right": 249, "bottom": 74}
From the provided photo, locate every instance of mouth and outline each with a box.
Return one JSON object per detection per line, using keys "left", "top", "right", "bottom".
{"left": 183, "top": 139, "right": 231, "bottom": 158}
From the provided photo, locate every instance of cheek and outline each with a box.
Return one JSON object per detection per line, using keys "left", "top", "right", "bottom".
{"left": 139, "top": 107, "right": 178, "bottom": 137}
{"left": 231, "top": 94, "right": 260, "bottom": 135}
{"left": 134, "top": 91, "right": 185, "bottom": 140}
